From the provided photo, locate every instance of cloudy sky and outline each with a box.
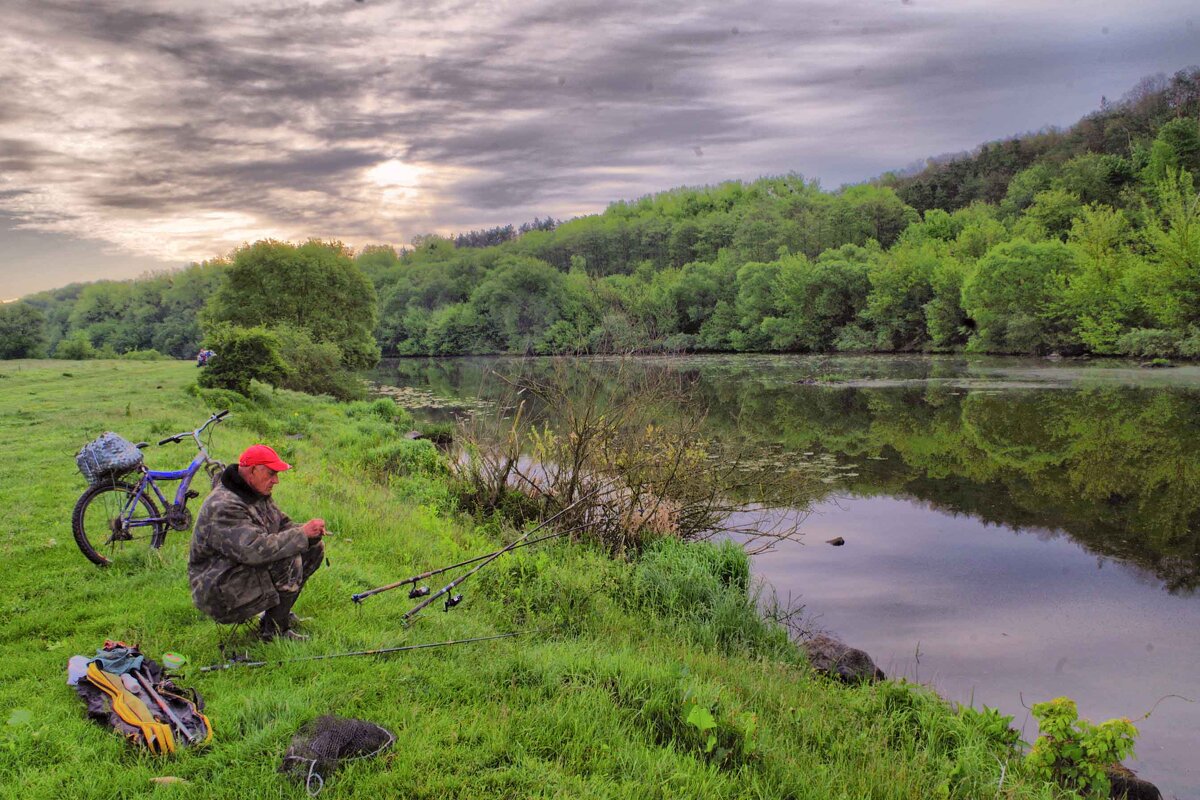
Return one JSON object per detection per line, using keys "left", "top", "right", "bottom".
{"left": 1, "top": 0, "right": 1197, "bottom": 298}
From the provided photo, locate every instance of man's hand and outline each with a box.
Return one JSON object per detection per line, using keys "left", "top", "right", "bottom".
{"left": 301, "top": 518, "right": 326, "bottom": 539}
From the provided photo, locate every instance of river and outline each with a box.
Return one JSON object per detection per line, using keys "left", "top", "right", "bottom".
{"left": 372, "top": 354, "right": 1200, "bottom": 798}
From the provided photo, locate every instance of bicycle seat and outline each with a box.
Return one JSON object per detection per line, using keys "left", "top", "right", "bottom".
{"left": 135, "top": 442, "right": 149, "bottom": 449}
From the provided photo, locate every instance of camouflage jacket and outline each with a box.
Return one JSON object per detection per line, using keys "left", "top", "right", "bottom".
{"left": 188, "top": 464, "right": 310, "bottom": 623}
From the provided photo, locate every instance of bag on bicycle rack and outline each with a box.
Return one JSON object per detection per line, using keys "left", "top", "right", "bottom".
{"left": 76, "top": 432, "right": 144, "bottom": 485}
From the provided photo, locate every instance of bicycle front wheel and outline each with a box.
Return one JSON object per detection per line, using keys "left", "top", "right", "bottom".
{"left": 72, "top": 481, "right": 166, "bottom": 567}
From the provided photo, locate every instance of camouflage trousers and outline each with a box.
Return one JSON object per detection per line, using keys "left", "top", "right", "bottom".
{"left": 266, "top": 539, "right": 325, "bottom": 595}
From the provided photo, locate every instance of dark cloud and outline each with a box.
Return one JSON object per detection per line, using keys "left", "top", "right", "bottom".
{"left": 205, "top": 149, "right": 386, "bottom": 186}
{"left": 0, "top": 0, "right": 1197, "bottom": 294}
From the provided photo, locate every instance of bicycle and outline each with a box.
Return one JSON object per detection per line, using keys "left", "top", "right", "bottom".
{"left": 72, "top": 410, "right": 230, "bottom": 566}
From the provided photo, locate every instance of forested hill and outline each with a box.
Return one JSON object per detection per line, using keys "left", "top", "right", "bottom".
{"left": 4, "top": 67, "right": 1199, "bottom": 367}
{"left": 881, "top": 69, "right": 1200, "bottom": 213}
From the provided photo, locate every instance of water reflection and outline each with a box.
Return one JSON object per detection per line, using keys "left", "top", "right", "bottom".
{"left": 376, "top": 355, "right": 1200, "bottom": 593}
{"left": 754, "top": 495, "right": 1199, "bottom": 797}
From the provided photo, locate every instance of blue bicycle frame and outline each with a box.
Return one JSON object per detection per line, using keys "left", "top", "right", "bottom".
{"left": 124, "top": 455, "right": 209, "bottom": 528}
{"left": 119, "top": 411, "right": 229, "bottom": 534}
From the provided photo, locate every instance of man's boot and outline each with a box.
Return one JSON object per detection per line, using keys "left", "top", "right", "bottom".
{"left": 260, "top": 591, "right": 308, "bottom": 642}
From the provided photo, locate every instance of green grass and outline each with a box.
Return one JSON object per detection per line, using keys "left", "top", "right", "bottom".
{"left": 0, "top": 360, "right": 1058, "bottom": 799}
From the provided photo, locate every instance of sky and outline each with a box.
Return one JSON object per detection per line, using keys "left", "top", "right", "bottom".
{"left": 0, "top": 0, "right": 1197, "bottom": 299}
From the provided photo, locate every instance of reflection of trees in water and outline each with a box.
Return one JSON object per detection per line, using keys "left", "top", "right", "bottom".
{"left": 713, "top": 382, "right": 1200, "bottom": 593}
{"left": 375, "top": 357, "right": 1200, "bottom": 593}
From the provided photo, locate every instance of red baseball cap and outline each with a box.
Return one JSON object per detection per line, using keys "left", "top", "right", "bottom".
{"left": 238, "top": 444, "right": 291, "bottom": 471}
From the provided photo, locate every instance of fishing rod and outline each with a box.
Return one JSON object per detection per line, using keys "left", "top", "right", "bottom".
{"left": 198, "top": 631, "right": 528, "bottom": 672}
{"left": 350, "top": 524, "right": 589, "bottom": 604}
{"left": 400, "top": 487, "right": 606, "bottom": 625}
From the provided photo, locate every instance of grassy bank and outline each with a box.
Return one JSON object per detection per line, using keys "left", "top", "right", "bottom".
{"left": 0, "top": 360, "right": 1055, "bottom": 799}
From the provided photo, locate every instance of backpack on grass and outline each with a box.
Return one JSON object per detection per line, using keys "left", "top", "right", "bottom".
{"left": 73, "top": 644, "right": 212, "bottom": 754}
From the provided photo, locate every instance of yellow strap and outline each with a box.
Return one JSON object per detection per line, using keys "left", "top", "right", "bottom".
{"left": 86, "top": 663, "right": 176, "bottom": 754}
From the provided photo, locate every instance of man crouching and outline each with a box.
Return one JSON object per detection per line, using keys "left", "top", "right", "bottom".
{"left": 189, "top": 444, "right": 326, "bottom": 641}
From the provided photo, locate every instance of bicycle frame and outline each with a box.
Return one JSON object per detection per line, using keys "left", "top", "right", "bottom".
{"left": 115, "top": 414, "right": 226, "bottom": 533}
{"left": 148, "top": 455, "right": 208, "bottom": 508}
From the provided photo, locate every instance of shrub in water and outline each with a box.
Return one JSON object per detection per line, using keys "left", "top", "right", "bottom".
{"left": 1026, "top": 697, "right": 1137, "bottom": 798}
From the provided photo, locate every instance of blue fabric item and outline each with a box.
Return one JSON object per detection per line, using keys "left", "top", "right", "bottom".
{"left": 91, "top": 646, "right": 144, "bottom": 675}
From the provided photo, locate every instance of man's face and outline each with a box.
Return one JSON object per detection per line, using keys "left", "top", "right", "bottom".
{"left": 242, "top": 464, "right": 280, "bottom": 496}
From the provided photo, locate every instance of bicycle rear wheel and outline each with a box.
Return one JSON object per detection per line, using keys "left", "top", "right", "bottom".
{"left": 72, "top": 481, "right": 166, "bottom": 566}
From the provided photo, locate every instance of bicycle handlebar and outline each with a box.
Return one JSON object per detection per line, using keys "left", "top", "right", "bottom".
{"left": 157, "top": 410, "right": 230, "bottom": 446}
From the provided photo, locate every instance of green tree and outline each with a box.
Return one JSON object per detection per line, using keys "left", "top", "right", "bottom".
{"left": 424, "top": 303, "right": 492, "bottom": 355}
{"left": 668, "top": 259, "right": 737, "bottom": 337}
{"left": 355, "top": 244, "right": 403, "bottom": 286}
{"left": 1057, "top": 206, "right": 1140, "bottom": 353}
{"left": 951, "top": 212, "right": 1009, "bottom": 261}
{"left": 837, "top": 184, "right": 919, "bottom": 248}
{"left": 0, "top": 302, "right": 47, "bottom": 358}
{"left": 1000, "top": 164, "right": 1053, "bottom": 218}
{"left": 1018, "top": 189, "right": 1084, "bottom": 240}
{"left": 68, "top": 282, "right": 141, "bottom": 353}
{"left": 963, "top": 239, "right": 1076, "bottom": 353}
{"left": 151, "top": 260, "right": 227, "bottom": 358}
{"left": 1054, "top": 153, "right": 1134, "bottom": 208}
{"left": 54, "top": 331, "right": 96, "bottom": 360}
{"left": 272, "top": 324, "right": 364, "bottom": 400}
{"left": 924, "top": 256, "right": 971, "bottom": 350}
{"left": 469, "top": 256, "right": 568, "bottom": 352}
{"left": 730, "top": 261, "right": 781, "bottom": 350}
{"left": 1143, "top": 118, "right": 1200, "bottom": 185}
{"left": 205, "top": 240, "right": 380, "bottom": 369}
{"left": 199, "top": 325, "right": 287, "bottom": 395}
{"left": 764, "top": 246, "right": 872, "bottom": 351}
{"left": 863, "top": 242, "right": 941, "bottom": 351}
{"left": 1132, "top": 174, "right": 1200, "bottom": 329}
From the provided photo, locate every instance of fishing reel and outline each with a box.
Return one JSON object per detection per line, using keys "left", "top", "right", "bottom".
{"left": 408, "top": 586, "right": 430, "bottom": 599}
{"left": 444, "top": 594, "right": 463, "bottom": 611}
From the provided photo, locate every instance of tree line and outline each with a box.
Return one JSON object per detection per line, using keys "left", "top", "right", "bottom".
{"left": 2, "top": 68, "right": 1198, "bottom": 374}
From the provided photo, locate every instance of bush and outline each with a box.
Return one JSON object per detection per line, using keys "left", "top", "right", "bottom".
{"left": 273, "top": 324, "right": 365, "bottom": 400}
{"left": 1115, "top": 327, "right": 1181, "bottom": 358}
{"left": 54, "top": 332, "right": 96, "bottom": 360}
{"left": 120, "top": 349, "right": 169, "bottom": 361}
{"left": 631, "top": 538, "right": 789, "bottom": 656}
{"left": 363, "top": 439, "right": 447, "bottom": 480}
{"left": 1026, "top": 697, "right": 1137, "bottom": 797}
{"left": 187, "top": 384, "right": 259, "bottom": 413}
{"left": 198, "top": 325, "right": 287, "bottom": 395}
{"left": 1177, "top": 326, "right": 1200, "bottom": 358}
{"left": 832, "top": 324, "right": 876, "bottom": 352}
{"left": 344, "top": 398, "right": 414, "bottom": 430}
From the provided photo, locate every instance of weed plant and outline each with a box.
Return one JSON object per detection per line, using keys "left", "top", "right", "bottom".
{"left": 0, "top": 360, "right": 1059, "bottom": 798}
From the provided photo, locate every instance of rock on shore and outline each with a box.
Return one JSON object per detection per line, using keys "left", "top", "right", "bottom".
{"left": 801, "top": 633, "right": 885, "bottom": 683}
